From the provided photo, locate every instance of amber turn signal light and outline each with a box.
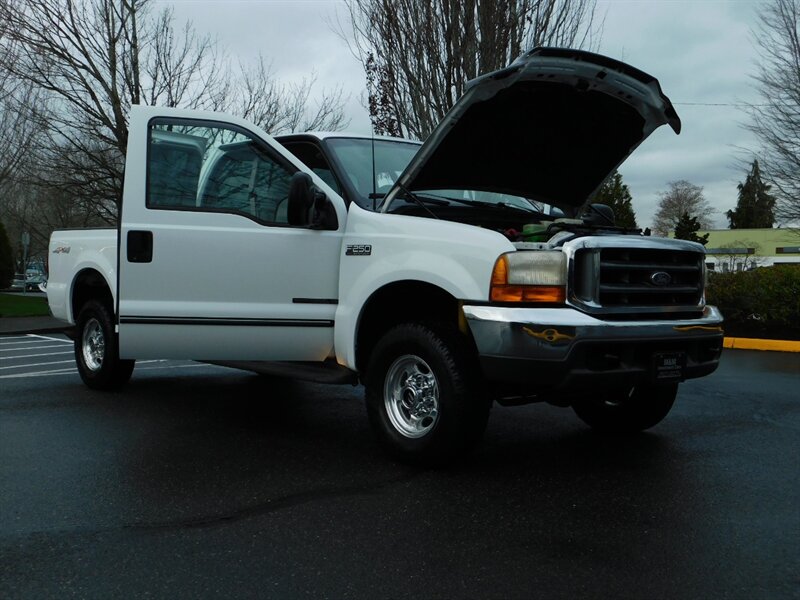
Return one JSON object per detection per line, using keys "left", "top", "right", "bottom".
{"left": 490, "top": 285, "right": 566, "bottom": 303}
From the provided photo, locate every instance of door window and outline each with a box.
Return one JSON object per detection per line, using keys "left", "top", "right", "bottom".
{"left": 147, "top": 119, "right": 295, "bottom": 225}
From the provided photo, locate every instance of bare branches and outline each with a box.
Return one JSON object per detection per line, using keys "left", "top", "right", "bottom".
{"left": 234, "top": 59, "right": 349, "bottom": 134}
{"left": 0, "top": 20, "right": 44, "bottom": 193}
{"left": 143, "top": 8, "right": 227, "bottom": 111}
{"left": 278, "top": 74, "right": 348, "bottom": 133}
{"left": 0, "top": 84, "right": 43, "bottom": 191}
{"left": 652, "top": 180, "right": 713, "bottom": 237}
{"left": 0, "top": 0, "right": 349, "bottom": 230}
{"left": 0, "top": 0, "right": 226, "bottom": 161}
{"left": 340, "top": 0, "right": 601, "bottom": 138}
{"left": 745, "top": 0, "right": 800, "bottom": 224}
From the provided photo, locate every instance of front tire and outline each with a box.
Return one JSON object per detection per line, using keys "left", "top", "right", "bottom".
{"left": 365, "top": 322, "right": 490, "bottom": 464}
{"left": 75, "top": 300, "right": 135, "bottom": 390}
{"left": 572, "top": 383, "right": 678, "bottom": 433}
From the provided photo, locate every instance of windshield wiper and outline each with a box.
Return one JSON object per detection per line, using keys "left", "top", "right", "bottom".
{"left": 420, "top": 194, "right": 494, "bottom": 208}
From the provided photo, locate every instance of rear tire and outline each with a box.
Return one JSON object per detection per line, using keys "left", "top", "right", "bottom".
{"left": 75, "top": 300, "right": 135, "bottom": 390}
{"left": 365, "top": 322, "right": 490, "bottom": 465}
{"left": 572, "top": 383, "right": 678, "bottom": 433}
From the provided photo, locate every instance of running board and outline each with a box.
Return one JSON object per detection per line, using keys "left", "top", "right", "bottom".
{"left": 203, "top": 359, "right": 358, "bottom": 385}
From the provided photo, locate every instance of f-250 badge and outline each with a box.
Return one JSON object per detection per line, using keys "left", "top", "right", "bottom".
{"left": 346, "top": 244, "right": 372, "bottom": 256}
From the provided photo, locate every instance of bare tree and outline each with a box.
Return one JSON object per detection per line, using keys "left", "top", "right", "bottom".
{"left": 652, "top": 180, "right": 714, "bottom": 237}
{"left": 339, "top": 0, "right": 601, "bottom": 138}
{"left": 236, "top": 59, "right": 347, "bottom": 134}
{"left": 0, "top": 17, "right": 48, "bottom": 266}
{"left": 745, "top": 0, "right": 800, "bottom": 225}
{"left": 1, "top": 179, "right": 110, "bottom": 270}
{"left": 0, "top": 24, "right": 42, "bottom": 191}
{"left": 0, "top": 86, "right": 42, "bottom": 193}
{"left": 0, "top": 0, "right": 349, "bottom": 223}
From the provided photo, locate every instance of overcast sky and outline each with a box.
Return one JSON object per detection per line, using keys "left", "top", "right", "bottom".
{"left": 165, "top": 0, "right": 765, "bottom": 230}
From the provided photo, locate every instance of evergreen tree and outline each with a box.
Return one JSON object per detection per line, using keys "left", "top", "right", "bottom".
{"left": 726, "top": 159, "right": 776, "bottom": 228}
{"left": 593, "top": 171, "right": 638, "bottom": 228}
{"left": 674, "top": 212, "right": 709, "bottom": 246}
{"left": 0, "top": 220, "right": 14, "bottom": 289}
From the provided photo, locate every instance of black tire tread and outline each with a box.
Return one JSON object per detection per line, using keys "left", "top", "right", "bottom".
{"left": 75, "top": 300, "right": 134, "bottom": 390}
{"left": 364, "top": 321, "right": 489, "bottom": 464}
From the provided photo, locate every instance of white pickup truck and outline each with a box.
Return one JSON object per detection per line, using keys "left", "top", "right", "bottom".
{"left": 48, "top": 48, "right": 723, "bottom": 463}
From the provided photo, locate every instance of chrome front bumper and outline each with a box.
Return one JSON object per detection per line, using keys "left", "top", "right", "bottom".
{"left": 462, "top": 304, "right": 724, "bottom": 388}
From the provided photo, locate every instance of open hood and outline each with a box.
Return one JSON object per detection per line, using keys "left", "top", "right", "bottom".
{"left": 383, "top": 47, "right": 681, "bottom": 216}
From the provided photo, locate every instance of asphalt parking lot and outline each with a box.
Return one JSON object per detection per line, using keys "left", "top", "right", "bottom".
{"left": 1, "top": 334, "right": 798, "bottom": 599}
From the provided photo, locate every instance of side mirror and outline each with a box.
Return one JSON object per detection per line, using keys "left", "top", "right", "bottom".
{"left": 287, "top": 172, "right": 338, "bottom": 230}
{"left": 288, "top": 172, "right": 315, "bottom": 226}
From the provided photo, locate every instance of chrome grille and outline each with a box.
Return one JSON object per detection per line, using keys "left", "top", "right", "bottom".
{"left": 598, "top": 248, "right": 703, "bottom": 306}
{"left": 569, "top": 239, "right": 705, "bottom": 314}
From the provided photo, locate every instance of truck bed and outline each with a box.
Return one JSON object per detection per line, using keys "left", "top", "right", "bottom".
{"left": 47, "top": 229, "right": 118, "bottom": 324}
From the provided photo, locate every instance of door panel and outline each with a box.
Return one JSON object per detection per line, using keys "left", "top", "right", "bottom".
{"left": 118, "top": 107, "right": 345, "bottom": 361}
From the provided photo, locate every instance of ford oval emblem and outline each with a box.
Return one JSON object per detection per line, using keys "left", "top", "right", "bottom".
{"left": 650, "top": 271, "right": 672, "bottom": 286}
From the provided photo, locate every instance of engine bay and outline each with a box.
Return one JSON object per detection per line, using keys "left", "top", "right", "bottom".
{"left": 388, "top": 201, "right": 647, "bottom": 246}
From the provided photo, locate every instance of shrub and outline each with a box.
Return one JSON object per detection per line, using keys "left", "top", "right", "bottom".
{"left": 706, "top": 265, "right": 800, "bottom": 339}
{"left": 0, "top": 220, "right": 14, "bottom": 290}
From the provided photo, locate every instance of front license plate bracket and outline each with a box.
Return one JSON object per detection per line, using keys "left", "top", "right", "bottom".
{"left": 652, "top": 351, "right": 686, "bottom": 382}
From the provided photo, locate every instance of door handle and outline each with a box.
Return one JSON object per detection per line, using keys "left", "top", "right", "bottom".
{"left": 127, "top": 230, "right": 153, "bottom": 263}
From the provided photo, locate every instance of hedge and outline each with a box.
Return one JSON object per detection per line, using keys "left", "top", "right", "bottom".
{"left": 706, "top": 265, "right": 800, "bottom": 340}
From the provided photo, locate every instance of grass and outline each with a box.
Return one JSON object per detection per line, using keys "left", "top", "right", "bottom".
{"left": 0, "top": 293, "right": 50, "bottom": 317}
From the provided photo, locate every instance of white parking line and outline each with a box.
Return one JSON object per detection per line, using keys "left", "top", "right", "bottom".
{"left": 0, "top": 367, "right": 78, "bottom": 379}
{"left": 0, "top": 359, "right": 76, "bottom": 370}
{"left": 1, "top": 325, "right": 227, "bottom": 381}
{"left": 27, "top": 334, "right": 73, "bottom": 343}
{"left": 136, "top": 363, "right": 213, "bottom": 371}
{"left": 4, "top": 351, "right": 73, "bottom": 360}
{"left": 0, "top": 339, "right": 68, "bottom": 347}
{"left": 0, "top": 357, "right": 163, "bottom": 373}
{"left": 0, "top": 361, "right": 220, "bottom": 379}
{"left": 0, "top": 344, "right": 73, "bottom": 352}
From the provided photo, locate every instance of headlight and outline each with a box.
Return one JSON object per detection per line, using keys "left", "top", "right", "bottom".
{"left": 490, "top": 251, "right": 566, "bottom": 303}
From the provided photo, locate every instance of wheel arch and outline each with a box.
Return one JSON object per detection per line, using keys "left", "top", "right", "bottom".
{"left": 353, "top": 280, "right": 476, "bottom": 375}
{"left": 71, "top": 268, "right": 114, "bottom": 322}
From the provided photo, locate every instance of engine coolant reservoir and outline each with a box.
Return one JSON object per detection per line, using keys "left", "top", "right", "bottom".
{"left": 522, "top": 222, "right": 552, "bottom": 242}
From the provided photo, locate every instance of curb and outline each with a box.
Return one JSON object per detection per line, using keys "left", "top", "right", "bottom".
{"left": 723, "top": 337, "right": 800, "bottom": 353}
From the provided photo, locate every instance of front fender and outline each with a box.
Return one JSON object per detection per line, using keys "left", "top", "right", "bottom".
{"left": 334, "top": 205, "right": 514, "bottom": 370}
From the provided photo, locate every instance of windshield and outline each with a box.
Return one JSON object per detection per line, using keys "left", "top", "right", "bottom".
{"left": 326, "top": 138, "right": 419, "bottom": 205}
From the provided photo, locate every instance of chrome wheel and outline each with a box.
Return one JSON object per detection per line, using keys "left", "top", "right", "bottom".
{"left": 81, "top": 317, "right": 105, "bottom": 372}
{"left": 384, "top": 354, "right": 440, "bottom": 438}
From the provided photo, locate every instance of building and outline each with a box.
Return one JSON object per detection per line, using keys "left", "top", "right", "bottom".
{"left": 698, "top": 228, "right": 800, "bottom": 272}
